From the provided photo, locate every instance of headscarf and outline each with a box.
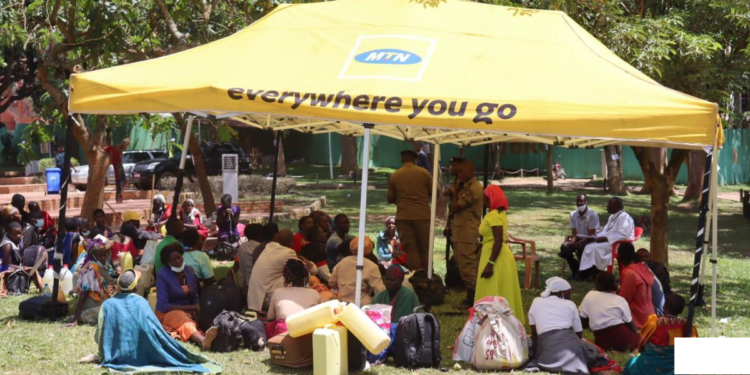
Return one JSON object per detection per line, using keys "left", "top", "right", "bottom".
{"left": 386, "top": 264, "right": 407, "bottom": 280}
{"left": 540, "top": 276, "right": 572, "bottom": 298}
{"left": 349, "top": 236, "right": 374, "bottom": 256}
{"left": 181, "top": 199, "right": 200, "bottom": 223}
{"left": 117, "top": 269, "right": 140, "bottom": 292}
{"left": 153, "top": 194, "right": 166, "bottom": 204}
{"left": 283, "top": 258, "right": 309, "bottom": 287}
{"left": 484, "top": 184, "right": 509, "bottom": 211}
{"left": 2, "top": 205, "right": 19, "bottom": 220}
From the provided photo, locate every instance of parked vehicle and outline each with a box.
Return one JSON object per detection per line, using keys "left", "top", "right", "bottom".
{"left": 131, "top": 142, "right": 252, "bottom": 190}
{"left": 71, "top": 150, "right": 167, "bottom": 190}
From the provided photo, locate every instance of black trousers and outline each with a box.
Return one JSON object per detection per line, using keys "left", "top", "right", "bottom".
{"left": 559, "top": 241, "right": 591, "bottom": 275}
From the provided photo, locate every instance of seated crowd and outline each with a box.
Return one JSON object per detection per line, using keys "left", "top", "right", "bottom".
{"left": 0, "top": 190, "right": 691, "bottom": 374}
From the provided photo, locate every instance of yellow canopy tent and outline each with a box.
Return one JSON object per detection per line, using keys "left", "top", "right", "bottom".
{"left": 68, "top": 0, "right": 722, "bottom": 332}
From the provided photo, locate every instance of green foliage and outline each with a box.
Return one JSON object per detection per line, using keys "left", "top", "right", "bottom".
{"left": 216, "top": 123, "right": 239, "bottom": 143}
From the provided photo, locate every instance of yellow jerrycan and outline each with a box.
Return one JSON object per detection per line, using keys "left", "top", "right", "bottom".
{"left": 148, "top": 287, "right": 157, "bottom": 312}
{"left": 120, "top": 252, "right": 134, "bottom": 272}
{"left": 337, "top": 303, "right": 390, "bottom": 355}
{"left": 313, "top": 324, "right": 348, "bottom": 375}
{"left": 286, "top": 300, "right": 344, "bottom": 338}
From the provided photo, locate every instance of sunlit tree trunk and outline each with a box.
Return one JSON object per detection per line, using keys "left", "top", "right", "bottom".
{"left": 604, "top": 145, "right": 628, "bottom": 195}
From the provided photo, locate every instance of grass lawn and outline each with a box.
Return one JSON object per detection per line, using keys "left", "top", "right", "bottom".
{"left": 1, "top": 165, "right": 748, "bottom": 374}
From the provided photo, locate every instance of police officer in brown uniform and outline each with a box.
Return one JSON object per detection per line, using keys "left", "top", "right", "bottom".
{"left": 445, "top": 157, "right": 483, "bottom": 306}
{"left": 387, "top": 149, "right": 432, "bottom": 271}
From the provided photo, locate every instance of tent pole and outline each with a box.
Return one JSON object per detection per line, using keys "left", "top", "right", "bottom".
{"left": 51, "top": 115, "right": 79, "bottom": 320}
{"left": 685, "top": 144, "right": 714, "bottom": 337}
{"left": 354, "top": 124, "right": 373, "bottom": 307}
{"left": 427, "top": 143, "right": 441, "bottom": 279}
{"left": 179, "top": 116, "right": 194, "bottom": 170}
{"left": 710, "top": 142, "right": 720, "bottom": 337}
{"left": 483, "top": 144, "right": 490, "bottom": 217}
{"left": 328, "top": 133, "right": 334, "bottom": 180}
{"left": 269, "top": 131, "right": 280, "bottom": 221}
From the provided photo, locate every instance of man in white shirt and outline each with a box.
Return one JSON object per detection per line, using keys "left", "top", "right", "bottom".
{"left": 579, "top": 273, "right": 639, "bottom": 352}
{"left": 246, "top": 229, "right": 312, "bottom": 312}
{"left": 559, "top": 194, "right": 600, "bottom": 281}
{"left": 579, "top": 197, "right": 634, "bottom": 279}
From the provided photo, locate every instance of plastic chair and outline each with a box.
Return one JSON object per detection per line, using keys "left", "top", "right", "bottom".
{"left": 508, "top": 234, "right": 540, "bottom": 290}
{"left": 608, "top": 227, "right": 644, "bottom": 274}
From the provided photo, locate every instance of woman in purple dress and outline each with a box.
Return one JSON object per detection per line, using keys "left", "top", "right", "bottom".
{"left": 216, "top": 194, "right": 240, "bottom": 242}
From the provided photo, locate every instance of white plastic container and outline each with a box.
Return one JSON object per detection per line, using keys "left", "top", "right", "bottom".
{"left": 337, "top": 303, "right": 391, "bottom": 354}
{"left": 313, "top": 324, "right": 348, "bottom": 375}
{"left": 42, "top": 265, "right": 55, "bottom": 296}
{"left": 286, "top": 300, "right": 344, "bottom": 338}
{"left": 59, "top": 265, "right": 74, "bottom": 295}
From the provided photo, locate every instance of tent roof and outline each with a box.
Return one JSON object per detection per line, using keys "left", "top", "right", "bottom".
{"left": 69, "top": 0, "right": 722, "bottom": 150}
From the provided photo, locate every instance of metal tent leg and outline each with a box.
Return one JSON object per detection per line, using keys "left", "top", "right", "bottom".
{"left": 427, "top": 144, "right": 440, "bottom": 279}
{"left": 354, "top": 124, "right": 373, "bottom": 307}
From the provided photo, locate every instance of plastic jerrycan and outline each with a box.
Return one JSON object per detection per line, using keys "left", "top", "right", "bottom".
{"left": 313, "top": 324, "right": 349, "bottom": 375}
{"left": 286, "top": 300, "right": 344, "bottom": 338}
{"left": 59, "top": 265, "right": 74, "bottom": 295}
{"left": 148, "top": 287, "right": 158, "bottom": 312}
{"left": 42, "top": 265, "right": 55, "bottom": 295}
{"left": 337, "top": 303, "right": 391, "bottom": 354}
{"left": 120, "top": 252, "right": 134, "bottom": 272}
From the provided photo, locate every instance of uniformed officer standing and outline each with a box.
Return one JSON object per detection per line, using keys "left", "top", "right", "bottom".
{"left": 444, "top": 158, "right": 483, "bottom": 307}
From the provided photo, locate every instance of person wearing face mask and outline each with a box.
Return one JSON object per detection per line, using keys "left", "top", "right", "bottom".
{"left": 559, "top": 194, "right": 600, "bottom": 281}
{"left": 526, "top": 276, "right": 618, "bottom": 374}
{"left": 579, "top": 197, "right": 635, "bottom": 280}
{"left": 66, "top": 240, "right": 117, "bottom": 327}
{"left": 27, "top": 201, "right": 54, "bottom": 236}
{"left": 156, "top": 243, "right": 217, "bottom": 350}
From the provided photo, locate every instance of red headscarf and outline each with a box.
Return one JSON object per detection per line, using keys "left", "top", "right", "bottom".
{"left": 484, "top": 184, "right": 509, "bottom": 211}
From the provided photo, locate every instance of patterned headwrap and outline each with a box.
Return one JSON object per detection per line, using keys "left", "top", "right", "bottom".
{"left": 484, "top": 184, "right": 510, "bottom": 211}
{"left": 283, "top": 258, "right": 309, "bottom": 287}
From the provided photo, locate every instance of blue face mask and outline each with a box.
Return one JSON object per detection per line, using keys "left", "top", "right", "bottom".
{"left": 36, "top": 219, "right": 45, "bottom": 228}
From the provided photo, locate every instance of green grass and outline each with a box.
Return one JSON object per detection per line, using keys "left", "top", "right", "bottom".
{"left": 2, "top": 166, "right": 748, "bottom": 374}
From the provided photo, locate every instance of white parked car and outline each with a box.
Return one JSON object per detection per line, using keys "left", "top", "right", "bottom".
{"left": 71, "top": 150, "right": 167, "bottom": 190}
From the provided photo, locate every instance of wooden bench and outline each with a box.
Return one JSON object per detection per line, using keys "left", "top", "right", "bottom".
{"left": 508, "top": 234, "right": 540, "bottom": 290}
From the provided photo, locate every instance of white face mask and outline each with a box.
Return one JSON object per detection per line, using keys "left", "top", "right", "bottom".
{"left": 171, "top": 263, "right": 185, "bottom": 273}
{"left": 578, "top": 204, "right": 587, "bottom": 213}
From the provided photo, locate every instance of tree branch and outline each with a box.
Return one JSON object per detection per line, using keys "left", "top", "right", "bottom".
{"left": 155, "top": 0, "right": 190, "bottom": 44}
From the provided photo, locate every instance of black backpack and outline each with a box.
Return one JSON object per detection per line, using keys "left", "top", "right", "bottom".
{"left": 408, "top": 270, "right": 446, "bottom": 308}
{"left": 239, "top": 312, "right": 267, "bottom": 351}
{"left": 19, "top": 295, "right": 69, "bottom": 320}
{"left": 212, "top": 311, "right": 244, "bottom": 353}
{"left": 198, "top": 281, "right": 242, "bottom": 331}
{"left": 6, "top": 269, "right": 30, "bottom": 295}
{"left": 394, "top": 306, "right": 441, "bottom": 369}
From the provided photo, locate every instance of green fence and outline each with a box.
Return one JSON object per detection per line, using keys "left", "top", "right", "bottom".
{"left": 303, "top": 129, "right": 750, "bottom": 185}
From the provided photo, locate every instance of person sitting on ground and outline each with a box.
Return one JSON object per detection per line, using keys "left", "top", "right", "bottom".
{"left": 579, "top": 197, "right": 634, "bottom": 280}
{"left": 0, "top": 222, "right": 25, "bottom": 274}
{"left": 300, "top": 226, "right": 331, "bottom": 283}
{"left": 93, "top": 209, "right": 113, "bottom": 239}
{"left": 377, "top": 216, "right": 408, "bottom": 268}
{"left": 371, "top": 264, "right": 420, "bottom": 322}
{"left": 559, "top": 194, "right": 600, "bottom": 281}
{"left": 22, "top": 207, "right": 42, "bottom": 247}
{"left": 180, "top": 199, "right": 208, "bottom": 240}
{"left": 27, "top": 201, "right": 54, "bottom": 237}
{"left": 215, "top": 194, "right": 240, "bottom": 243}
{"left": 617, "top": 243, "right": 656, "bottom": 329}
{"left": 623, "top": 294, "right": 698, "bottom": 375}
{"left": 155, "top": 218, "right": 185, "bottom": 274}
{"left": 111, "top": 226, "right": 139, "bottom": 262}
{"left": 579, "top": 272, "right": 640, "bottom": 352}
{"left": 92, "top": 269, "right": 222, "bottom": 373}
{"left": 11, "top": 194, "right": 30, "bottom": 225}
{"left": 637, "top": 248, "right": 672, "bottom": 295}
{"left": 67, "top": 240, "right": 117, "bottom": 326}
{"left": 246, "top": 229, "right": 302, "bottom": 312}
{"left": 149, "top": 194, "right": 172, "bottom": 235}
{"left": 325, "top": 214, "right": 351, "bottom": 271}
{"left": 329, "top": 236, "right": 385, "bottom": 305}
{"left": 265, "top": 258, "right": 322, "bottom": 338}
{"left": 526, "top": 276, "right": 619, "bottom": 374}
{"left": 122, "top": 211, "right": 162, "bottom": 249}
{"left": 292, "top": 216, "right": 313, "bottom": 253}
{"left": 64, "top": 217, "right": 89, "bottom": 270}
{"left": 156, "top": 243, "right": 217, "bottom": 350}
{"left": 236, "top": 223, "right": 263, "bottom": 292}
{"left": 181, "top": 228, "right": 215, "bottom": 288}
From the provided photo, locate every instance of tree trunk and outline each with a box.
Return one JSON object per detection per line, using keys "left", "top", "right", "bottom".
{"left": 339, "top": 135, "right": 359, "bottom": 176}
{"left": 632, "top": 147, "right": 689, "bottom": 265}
{"left": 546, "top": 145, "right": 554, "bottom": 194}
{"left": 81, "top": 147, "right": 111, "bottom": 223}
{"left": 277, "top": 136, "right": 287, "bottom": 177}
{"left": 174, "top": 114, "right": 216, "bottom": 215}
{"left": 682, "top": 150, "right": 707, "bottom": 204}
{"left": 491, "top": 143, "right": 503, "bottom": 178}
{"left": 604, "top": 145, "right": 628, "bottom": 195}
